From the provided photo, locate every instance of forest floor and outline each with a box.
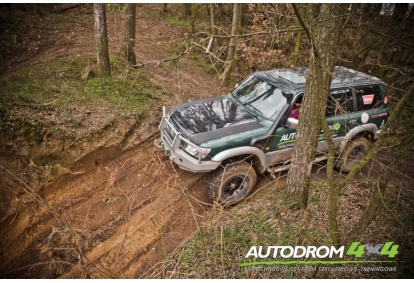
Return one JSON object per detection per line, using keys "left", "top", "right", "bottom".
{"left": 0, "top": 4, "right": 413, "bottom": 279}
{"left": 0, "top": 4, "right": 226, "bottom": 278}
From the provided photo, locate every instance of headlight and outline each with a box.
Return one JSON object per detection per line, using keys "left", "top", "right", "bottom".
{"left": 184, "top": 144, "right": 211, "bottom": 158}
{"left": 185, "top": 144, "right": 199, "bottom": 156}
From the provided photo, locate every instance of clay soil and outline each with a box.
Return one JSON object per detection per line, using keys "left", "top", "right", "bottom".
{"left": 0, "top": 4, "right": 227, "bottom": 278}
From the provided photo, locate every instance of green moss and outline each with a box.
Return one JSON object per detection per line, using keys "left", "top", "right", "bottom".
{"left": 0, "top": 57, "right": 164, "bottom": 145}
{"left": 0, "top": 57, "right": 162, "bottom": 115}
{"left": 153, "top": 11, "right": 189, "bottom": 28}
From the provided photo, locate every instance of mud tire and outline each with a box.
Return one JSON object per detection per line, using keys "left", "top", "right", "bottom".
{"left": 206, "top": 161, "right": 257, "bottom": 206}
{"left": 336, "top": 137, "right": 371, "bottom": 173}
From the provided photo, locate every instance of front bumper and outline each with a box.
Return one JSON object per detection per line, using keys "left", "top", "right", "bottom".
{"left": 155, "top": 107, "right": 220, "bottom": 173}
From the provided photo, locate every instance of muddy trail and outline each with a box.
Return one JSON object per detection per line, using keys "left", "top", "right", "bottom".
{"left": 1, "top": 133, "right": 215, "bottom": 278}
{"left": 0, "top": 4, "right": 228, "bottom": 278}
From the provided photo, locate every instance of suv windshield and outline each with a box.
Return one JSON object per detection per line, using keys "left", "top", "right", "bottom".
{"left": 233, "top": 75, "right": 287, "bottom": 121}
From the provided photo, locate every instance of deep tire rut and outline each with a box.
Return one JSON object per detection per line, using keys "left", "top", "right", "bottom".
{"left": 0, "top": 140, "right": 208, "bottom": 278}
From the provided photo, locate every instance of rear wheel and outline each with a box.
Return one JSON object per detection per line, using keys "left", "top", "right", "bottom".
{"left": 336, "top": 137, "right": 371, "bottom": 173}
{"left": 206, "top": 161, "right": 257, "bottom": 206}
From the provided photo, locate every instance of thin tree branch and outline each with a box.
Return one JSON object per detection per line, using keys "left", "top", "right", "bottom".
{"left": 0, "top": 165, "right": 65, "bottom": 228}
{"left": 192, "top": 41, "right": 227, "bottom": 63}
{"left": 132, "top": 50, "right": 186, "bottom": 68}
{"left": 346, "top": 25, "right": 414, "bottom": 49}
{"left": 193, "top": 27, "right": 303, "bottom": 40}
{"left": 340, "top": 81, "right": 414, "bottom": 189}
{"left": 292, "top": 3, "right": 320, "bottom": 59}
{"left": 381, "top": 17, "right": 414, "bottom": 40}
{"left": 1, "top": 260, "right": 73, "bottom": 276}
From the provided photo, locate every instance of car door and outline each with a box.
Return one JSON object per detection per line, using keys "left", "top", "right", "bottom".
{"left": 264, "top": 95, "right": 302, "bottom": 165}
{"left": 316, "top": 88, "right": 356, "bottom": 153}
{"left": 265, "top": 89, "right": 355, "bottom": 165}
{"left": 352, "top": 84, "right": 388, "bottom": 131}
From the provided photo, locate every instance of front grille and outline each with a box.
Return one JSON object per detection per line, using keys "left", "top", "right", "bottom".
{"left": 164, "top": 126, "right": 174, "bottom": 144}
{"left": 179, "top": 139, "right": 187, "bottom": 149}
{"left": 160, "top": 117, "right": 201, "bottom": 162}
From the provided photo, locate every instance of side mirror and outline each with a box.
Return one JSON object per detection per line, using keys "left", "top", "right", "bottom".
{"left": 234, "top": 83, "right": 239, "bottom": 89}
{"left": 286, "top": 117, "right": 298, "bottom": 129}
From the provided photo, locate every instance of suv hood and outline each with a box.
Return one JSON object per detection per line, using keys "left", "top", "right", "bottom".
{"left": 169, "top": 96, "right": 264, "bottom": 145}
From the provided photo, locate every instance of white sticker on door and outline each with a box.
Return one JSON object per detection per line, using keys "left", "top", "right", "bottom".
{"left": 361, "top": 112, "right": 369, "bottom": 124}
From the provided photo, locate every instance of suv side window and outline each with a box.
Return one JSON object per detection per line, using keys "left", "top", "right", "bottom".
{"left": 354, "top": 85, "right": 381, "bottom": 111}
{"left": 326, "top": 89, "right": 353, "bottom": 117}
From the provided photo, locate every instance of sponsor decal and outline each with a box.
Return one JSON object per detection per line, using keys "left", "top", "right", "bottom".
{"left": 361, "top": 112, "right": 369, "bottom": 124}
{"left": 277, "top": 123, "right": 341, "bottom": 148}
{"left": 279, "top": 132, "right": 297, "bottom": 145}
{"left": 362, "top": 94, "right": 375, "bottom": 105}
{"left": 371, "top": 112, "right": 388, "bottom": 119}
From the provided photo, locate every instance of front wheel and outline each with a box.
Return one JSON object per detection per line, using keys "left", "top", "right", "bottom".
{"left": 336, "top": 137, "right": 371, "bottom": 173}
{"left": 206, "top": 161, "right": 257, "bottom": 206}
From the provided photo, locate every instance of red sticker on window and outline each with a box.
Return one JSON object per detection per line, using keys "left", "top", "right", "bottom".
{"left": 362, "top": 94, "right": 375, "bottom": 105}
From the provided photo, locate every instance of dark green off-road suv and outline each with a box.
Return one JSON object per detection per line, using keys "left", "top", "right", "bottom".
{"left": 155, "top": 66, "right": 389, "bottom": 205}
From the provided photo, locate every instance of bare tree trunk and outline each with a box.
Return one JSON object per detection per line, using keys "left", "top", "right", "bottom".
{"left": 190, "top": 4, "right": 197, "bottom": 34}
{"left": 362, "top": 3, "right": 382, "bottom": 17}
{"left": 94, "top": 3, "right": 111, "bottom": 77}
{"left": 162, "top": 3, "right": 168, "bottom": 13}
{"left": 182, "top": 4, "right": 191, "bottom": 20}
{"left": 207, "top": 3, "right": 217, "bottom": 55}
{"left": 392, "top": 3, "right": 409, "bottom": 22}
{"left": 221, "top": 3, "right": 242, "bottom": 85}
{"left": 292, "top": 5, "right": 305, "bottom": 66}
{"left": 209, "top": 3, "right": 217, "bottom": 36}
{"left": 284, "top": 4, "right": 347, "bottom": 210}
{"left": 120, "top": 3, "right": 136, "bottom": 66}
{"left": 409, "top": 5, "right": 414, "bottom": 19}
{"left": 292, "top": 31, "right": 302, "bottom": 66}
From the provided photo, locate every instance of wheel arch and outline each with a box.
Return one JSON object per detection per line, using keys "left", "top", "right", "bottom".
{"left": 211, "top": 146, "right": 268, "bottom": 174}
{"left": 338, "top": 123, "right": 378, "bottom": 153}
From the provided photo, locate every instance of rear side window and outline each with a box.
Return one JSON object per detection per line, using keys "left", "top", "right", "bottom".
{"left": 326, "top": 89, "right": 353, "bottom": 117}
{"left": 354, "top": 85, "right": 382, "bottom": 111}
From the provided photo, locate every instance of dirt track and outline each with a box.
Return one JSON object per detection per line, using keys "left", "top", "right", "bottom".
{"left": 1, "top": 136, "right": 212, "bottom": 278}
{"left": 0, "top": 4, "right": 228, "bottom": 278}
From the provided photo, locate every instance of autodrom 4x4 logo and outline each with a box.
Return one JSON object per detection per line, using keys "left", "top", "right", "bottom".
{"left": 347, "top": 242, "right": 399, "bottom": 258}
{"left": 239, "top": 241, "right": 399, "bottom": 267}
{"left": 278, "top": 122, "right": 342, "bottom": 147}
